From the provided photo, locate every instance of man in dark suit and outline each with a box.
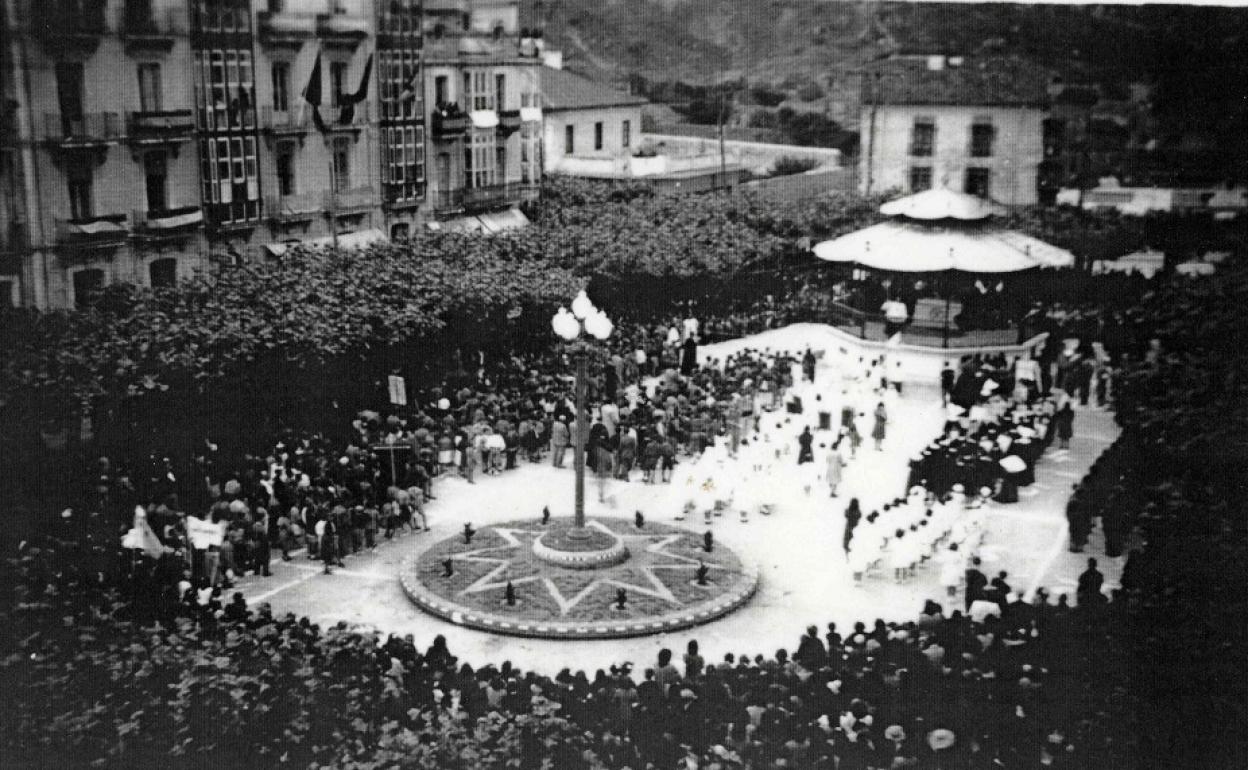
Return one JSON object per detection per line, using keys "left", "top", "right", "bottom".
{"left": 1077, "top": 558, "right": 1104, "bottom": 606}
{"left": 964, "top": 557, "right": 988, "bottom": 611}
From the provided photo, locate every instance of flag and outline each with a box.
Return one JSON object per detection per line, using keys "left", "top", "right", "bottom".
{"left": 122, "top": 505, "right": 169, "bottom": 558}
{"left": 398, "top": 63, "right": 420, "bottom": 103}
{"left": 300, "top": 53, "right": 328, "bottom": 133}
{"left": 336, "top": 54, "right": 373, "bottom": 125}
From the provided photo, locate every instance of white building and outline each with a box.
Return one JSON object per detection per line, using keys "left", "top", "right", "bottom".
{"left": 860, "top": 56, "right": 1049, "bottom": 206}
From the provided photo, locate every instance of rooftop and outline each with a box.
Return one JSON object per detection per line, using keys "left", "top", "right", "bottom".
{"left": 862, "top": 56, "right": 1050, "bottom": 109}
{"left": 540, "top": 67, "right": 648, "bottom": 112}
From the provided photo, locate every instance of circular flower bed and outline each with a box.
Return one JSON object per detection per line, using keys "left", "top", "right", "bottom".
{"left": 401, "top": 517, "right": 758, "bottom": 639}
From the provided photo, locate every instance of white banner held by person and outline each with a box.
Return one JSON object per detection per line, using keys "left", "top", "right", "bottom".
{"left": 186, "top": 516, "right": 225, "bottom": 549}
{"left": 388, "top": 375, "right": 407, "bottom": 406}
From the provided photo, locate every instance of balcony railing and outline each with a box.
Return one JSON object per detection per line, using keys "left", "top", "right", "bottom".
{"left": 267, "top": 191, "right": 323, "bottom": 222}
{"left": 324, "top": 186, "right": 376, "bottom": 213}
{"left": 133, "top": 205, "right": 203, "bottom": 235}
{"left": 43, "top": 112, "right": 122, "bottom": 144}
{"left": 261, "top": 106, "right": 311, "bottom": 133}
{"left": 55, "top": 213, "right": 130, "bottom": 246}
{"left": 258, "top": 10, "right": 317, "bottom": 44}
{"left": 128, "top": 109, "right": 195, "bottom": 137}
{"left": 463, "top": 182, "right": 519, "bottom": 211}
{"left": 431, "top": 106, "right": 469, "bottom": 139}
{"left": 497, "top": 109, "right": 522, "bottom": 137}
{"left": 431, "top": 188, "right": 464, "bottom": 213}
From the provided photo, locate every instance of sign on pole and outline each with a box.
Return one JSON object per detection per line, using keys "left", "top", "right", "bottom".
{"left": 388, "top": 375, "right": 407, "bottom": 406}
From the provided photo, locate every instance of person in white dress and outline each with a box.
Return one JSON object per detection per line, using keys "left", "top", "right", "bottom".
{"left": 939, "top": 543, "right": 965, "bottom": 598}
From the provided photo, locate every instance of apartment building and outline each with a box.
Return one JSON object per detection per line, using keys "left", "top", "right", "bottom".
{"left": 860, "top": 55, "right": 1049, "bottom": 206}
{"left": 0, "top": 0, "right": 541, "bottom": 309}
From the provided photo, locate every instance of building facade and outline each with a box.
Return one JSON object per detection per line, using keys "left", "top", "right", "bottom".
{"left": 860, "top": 56, "right": 1048, "bottom": 206}
{"left": 0, "top": 0, "right": 541, "bottom": 309}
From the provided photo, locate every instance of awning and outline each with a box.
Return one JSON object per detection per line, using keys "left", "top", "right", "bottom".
{"left": 67, "top": 219, "right": 128, "bottom": 236}
{"left": 426, "top": 216, "right": 484, "bottom": 234}
{"left": 812, "top": 221, "right": 1074, "bottom": 273}
{"left": 470, "top": 110, "right": 499, "bottom": 129}
{"left": 426, "top": 209, "right": 530, "bottom": 234}
{"left": 264, "top": 228, "right": 386, "bottom": 256}
{"left": 146, "top": 208, "right": 204, "bottom": 230}
{"left": 476, "top": 208, "right": 530, "bottom": 233}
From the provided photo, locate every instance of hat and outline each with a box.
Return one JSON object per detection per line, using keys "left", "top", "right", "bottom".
{"left": 927, "top": 728, "right": 957, "bottom": 751}
{"left": 885, "top": 725, "right": 906, "bottom": 742}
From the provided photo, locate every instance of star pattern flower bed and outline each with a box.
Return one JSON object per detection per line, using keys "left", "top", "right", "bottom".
{"left": 401, "top": 517, "right": 759, "bottom": 639}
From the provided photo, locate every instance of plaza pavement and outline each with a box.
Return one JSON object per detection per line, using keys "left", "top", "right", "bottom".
{"left": 235, "top": 327, "right": 1123, "bottom": 675}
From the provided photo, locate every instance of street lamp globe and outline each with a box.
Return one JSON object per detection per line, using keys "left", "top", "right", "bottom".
{"left": 570, "top": 289, "right": 594, "bottom": 320}
{"left": 552, "top": 307, "right": 580, "bottom": 341}
{"left": 585, "top": 309, "right": 613, "bottom": 340}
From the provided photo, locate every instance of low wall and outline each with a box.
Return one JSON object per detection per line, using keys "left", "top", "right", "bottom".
{"left": 641, "top": 134, "right": 842, "bottom": 175}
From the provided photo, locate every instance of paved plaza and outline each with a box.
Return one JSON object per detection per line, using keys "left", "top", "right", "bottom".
{"left": 236, "top": 325, "right": 1122, "bottom": 675}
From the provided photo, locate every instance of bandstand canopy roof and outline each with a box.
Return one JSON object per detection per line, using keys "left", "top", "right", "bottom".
{"left": 812, "top": 189, "right": 1074, "bottom": 273}
{"left": 878, "top": 188, "right": 1005, "bottom": 221}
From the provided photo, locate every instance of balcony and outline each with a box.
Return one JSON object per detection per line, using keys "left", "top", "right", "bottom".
{"left": 323, "top": 186, "right": 377, "bottom": 214}
{"left": 267, "top": 191, "right": 323, "bottom": 224}
{"left": 132, "top": 205, "right": 203, "bottom": 240}
{"left": 320, "top": 102, "right": 370, "bottom": 134}
{"left": 463, "top": 182, "right": 520, "bottom": 212}
{"left": 431, "top": 188, "right": 464, "bottom": 215}
{"left": 32, "top": 0, "right": 107, "bottom": 52}
{"left": 122, "top": 2, "right": 180, "bottom": 52}
{"left": 128, "top": 110, "right": 195, "bottom": 144}
{"left": 261, "top": 106, "right": 311, "bottom": 136}
{"left": 431, "top": 105, "right": 469, "bottom": 139}
{"left": 55, "top": 214, "right": 130, "bottom": 248}
{"left": 43, "top": 112, "right": 122, "bottom": 147}
{"left": 496, "top": 109, "right": 522, "bottom": 138}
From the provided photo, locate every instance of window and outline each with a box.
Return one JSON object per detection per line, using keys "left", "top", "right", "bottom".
{"left": 138, "top": 63, "right": 162, "bottom": 112}
{"left": 909, "top": 166, "right": 933, "bottom": 192}
{"left": 594, "top": 122, "right": 603, "bottom": 151}
{"left": 149, "top": 258, "right": 177, "bottom": 289}
{"left": 971, "top": 122, "right": 995, "bottom": 157}
{"left": 622, "top": 120, "right": 631, "bottom": 148}
{"left": 391, "top": 222, "right": 410, "bottom": 240}
{"left": 467, "top": 70, "right": 493, "bottom": 111}
{"left": 564, "top": 125, "right": 574, "bottom": 155}
{"left": 466, "top": 129, "right": 496, "bottom": 188}
{"left": 964, "top": 168, "right": 991, "bottom": 198}
{"left": 383, "top": 125, "right": 425, "bottom": 201}
{"left": 271, "top": 62, "right": 290, "bottom": 113}
{"left": 380, "top": 51, "right": 421, "bottom": 121}
{"left": 67, "top": 161, "right": 92, "bottom": 220}
{"left": 330, "top": 62, "right": 347, "bottom": 108}
{"left": 55, "top": 62, "right": 84, "bottom": 133}
{"left": 520, "top": 123, "right": 540, "bottom": 183}
{"left": 0, "top": 279, "right": 14, "bottom": 309}
{"left": 276, "top": 141, "right": 295, "bottom": 196}
{"left": 910, "top": 119, "right": 934, "bottom": 157}
{"left": 434, "top": 75, "right": 448, "bottom": 106}
{"left": 332, "top": 137, "right": 351, "bottom": 191}
{"left": 495, "top": 74, "right": 505, "bottom": 112}
{"left": 193, "top": 47, "right": 257, "bottom": 132}
{"left": 73, "top": 268, "right": 105, "bottom": 308}
{"left": 144, "top": 152, "right": 168, "bottom": 213}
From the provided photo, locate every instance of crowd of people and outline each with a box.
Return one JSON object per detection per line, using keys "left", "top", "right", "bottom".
{"left": 9, "top": 260, "right": 1206, "bottom": 769}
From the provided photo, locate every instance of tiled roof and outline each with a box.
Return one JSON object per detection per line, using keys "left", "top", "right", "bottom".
{"left": 540, "top": 67, "right": 648, "bottom": 111}
{"left": 862, "top": 57, "right": 1050, "bottom": 108}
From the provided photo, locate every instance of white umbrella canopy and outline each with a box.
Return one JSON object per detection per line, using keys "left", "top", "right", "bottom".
{"left": 812, "top": 220, "right": 1074, "bottom": 273}
{"left": 878, "top": 188, "right": 1006, "bottom": 221}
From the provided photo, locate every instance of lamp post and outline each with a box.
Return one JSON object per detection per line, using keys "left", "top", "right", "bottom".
{"left": 552, "top": 290, "right": 613, "bottom": 534}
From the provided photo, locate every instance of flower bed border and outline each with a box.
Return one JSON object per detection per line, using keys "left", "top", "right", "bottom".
{"left": 399, "top": 519, "right": 760, "bottom": 640}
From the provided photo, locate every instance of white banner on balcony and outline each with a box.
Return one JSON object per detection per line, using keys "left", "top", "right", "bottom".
{"left": 520, "top": 107, "right": 543, "bottom": 123}
{"left": 470, "top": 110, "right": 499, "bottom": 129}
{"left": 147, "top": 209, "right": 204, "bottom": 230}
